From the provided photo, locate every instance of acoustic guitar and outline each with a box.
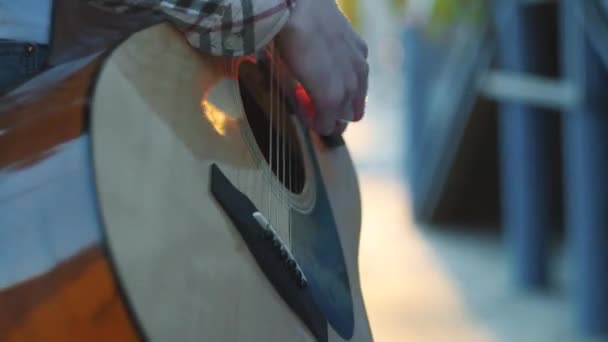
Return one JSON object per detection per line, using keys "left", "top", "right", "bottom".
{"left": 0, "top": 23, "right": 372, "bottom": 341}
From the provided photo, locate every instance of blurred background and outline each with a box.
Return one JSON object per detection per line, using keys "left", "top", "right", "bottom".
{"left": 338, "top": 0, "right": 608, "bottom": 341}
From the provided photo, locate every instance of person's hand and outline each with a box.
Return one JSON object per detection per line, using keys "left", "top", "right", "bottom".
{"left": 276, "top": 0, "right": 369, "bottom": 136}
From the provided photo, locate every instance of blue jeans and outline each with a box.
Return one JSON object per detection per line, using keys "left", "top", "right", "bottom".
{"left": 0, "top": 40, "right": 49, "bottom": 95}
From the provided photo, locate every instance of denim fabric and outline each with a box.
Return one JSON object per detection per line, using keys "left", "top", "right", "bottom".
{"left": 0, "top": 41, "right": 49, "bottom": 95}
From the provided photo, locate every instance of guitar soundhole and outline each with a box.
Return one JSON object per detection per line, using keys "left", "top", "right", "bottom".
{"left": 238, "top": 61, "right": 306, "bottom": 194}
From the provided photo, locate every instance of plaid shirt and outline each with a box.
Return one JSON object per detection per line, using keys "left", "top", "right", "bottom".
{"left": 88, "top": 0, "right": 296, "bottom": 56}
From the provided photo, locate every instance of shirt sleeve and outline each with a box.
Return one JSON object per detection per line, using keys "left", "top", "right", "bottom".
{"left": 87, "top": 0, "right": 296, "bottom": 56}
{"left": 159, "top": 0, "right": 296, "bottom": 56}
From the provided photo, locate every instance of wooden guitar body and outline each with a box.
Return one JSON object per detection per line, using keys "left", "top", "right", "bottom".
{"left": 0, "top": 24, "right": 371, "bottom": 341}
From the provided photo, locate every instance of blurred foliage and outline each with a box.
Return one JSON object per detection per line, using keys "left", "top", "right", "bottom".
{"left": 389, "top": 0, "right": 488, "bottom": 33}
{"left": 337, "top": 0, "right": 361, "bottom": 30}
{"left": 390, "top": 0, "right": 408, "bottom": 14}
{"left": 429, "top": 0, "right": 488, "bottom": 32}
{"left": 336, "top": 0, "right": 488, "bottom": 35}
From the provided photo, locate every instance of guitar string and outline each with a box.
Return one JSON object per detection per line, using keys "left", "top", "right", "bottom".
{"left": 247, "top": 57, "right": 259, "bottom": 217}
{"left": 276, "top": 52, "right": 285, "bottom": 245}
{"left": 288, "top": 78, "right": 293, "bottom": 250}
{"left": 258, "top": 55, "right": 263, "bottom": 219}
{"left": 274, "top": 53, "right": 282, "bottom": 243}
{"left": 280, "top": 62, "right": 290, "bottom": 249}
{"left": 296, "top": 83, "right": 301, "bottom": 227}
{"left": 237, "top": 57, "right": 247, "bottom": 209}
{"left": 273, "top": 49, "right": 281, "bottom": 243}
{"left": 274, "top": 47, "right": 280, "bottom": 238}
{"left": 223, "top": 58, "right": 239, "bottom": 195}
{"left": 280, "top": 55, "right": 288, "bottom": 247}
{"left": 237, "top": 59, "right": 249, "bottom": 205}
{"left": 256, "top": 56, "right": 263, "bottom": 220}
{"left": 237, "top": 60, "right": 241, "bottom": 195}
{"left": 269, "top": 45, "right": 275, "bottom": 232}
{"left": 240, "top": 57, "right": 254, "bottom": 214}
{"left": 277, "top": 56, "right": 286, "bottom": 247}
{"left": 234, "top": 59, "right": 242, "bottom": 198}
{"left": 263, "top": 47, "right": 294, "bottom": 248}
{"left": 270, "top": 49, "right": 281, "bottom": 235}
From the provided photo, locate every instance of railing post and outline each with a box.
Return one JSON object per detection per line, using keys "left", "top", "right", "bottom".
{"left": 492, "top": 2, "right": 560, "bottom": 289}
{"left": 561, "top": 0, "right": 608, "bottom": 334}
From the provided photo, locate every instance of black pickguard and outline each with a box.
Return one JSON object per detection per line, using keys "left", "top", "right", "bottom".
{"left": 210, "top": 132, "right": 354, "bottom": 341}
{"left": 290, "top": 130, "right": 355, "bottom": 340}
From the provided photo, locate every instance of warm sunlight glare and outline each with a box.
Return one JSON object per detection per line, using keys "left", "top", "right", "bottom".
{"left": 201, "top": 100, "right": 230, "bottom": 136}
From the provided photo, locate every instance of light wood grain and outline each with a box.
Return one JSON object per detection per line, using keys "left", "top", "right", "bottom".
{"left": 91, "top": 24, "right": 372, "bottom": 341}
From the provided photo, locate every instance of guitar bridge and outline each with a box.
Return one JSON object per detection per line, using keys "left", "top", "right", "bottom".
{"left": 252, "top": 212, "right": 308, "bottom": 288}
{"left": 210, "top": 164, "right": 327, "bottom": 342}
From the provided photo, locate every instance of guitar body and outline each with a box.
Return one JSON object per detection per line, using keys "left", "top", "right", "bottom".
{"left": 0, "top": 24, "right": 371, "bottom": 342}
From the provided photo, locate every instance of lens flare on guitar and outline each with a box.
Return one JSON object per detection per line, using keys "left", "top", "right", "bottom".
{"left": 201, "top": 100, "right": 231, "bottom": 136}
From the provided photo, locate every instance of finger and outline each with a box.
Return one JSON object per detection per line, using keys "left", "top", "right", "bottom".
{"left": 342, "top": 99, "right": 354, "bottom": 122}
{"left": 314, "top": 116, "right": 338, "bottom": 136}
{"left": 294, "top": 84, "right": 316, "bottom": 128}
{"left": 343, "top": 37, "right": 368, "bottom": 122}
{"left": 354, "top": 32, "right": 368, "bottom": 59}
{"left": 312, "top": 77, "right": 343, "bottom": 135}
{"left": 347, "top": 44, "right": 368, "bottom": 121}
{"left": 292, "top": 54, "right": 336, "bottom": 132}
{"left": 333, "top": 119, "right": 348, "bottom": 135}
{"left": 360, "top": 40, "right": 369, "bottom": 59}
{"left": 314, "top": 104, "right": 340, "bottom": 136}
{"left": 343, "top": 28, "right": 368, "bottom": 61}
{"left": 340, "top": 89, "right": 355, "bottom": 122}
{"left": 352, "top": 96, "right": 366, "bottom": 122}
{"left": 352, "top": 59, "right": 368, "bottom": 122}
{"left": 341, "top": 56, "right": 360, "bottom": 122}
{"left": 308, "top": 47, "right": 350, "bottom": 135}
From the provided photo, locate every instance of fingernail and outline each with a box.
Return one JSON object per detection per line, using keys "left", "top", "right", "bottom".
{"left": 342, "top": 107, "right": 354, "bottom": 122}
{"left": 352, "top": 99, "right": 365, "bottom": 122}
{"left": 315, "top": 123, "right": 331, "bottom": 136}
{"left": 313, "top": 118, "right": 334, "bottom": 136}
{"left": 334, "top": 120, "right": 348, "bottom": 135}
{"left": 353, "top": 111, "right": 364, "bottom": 122}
